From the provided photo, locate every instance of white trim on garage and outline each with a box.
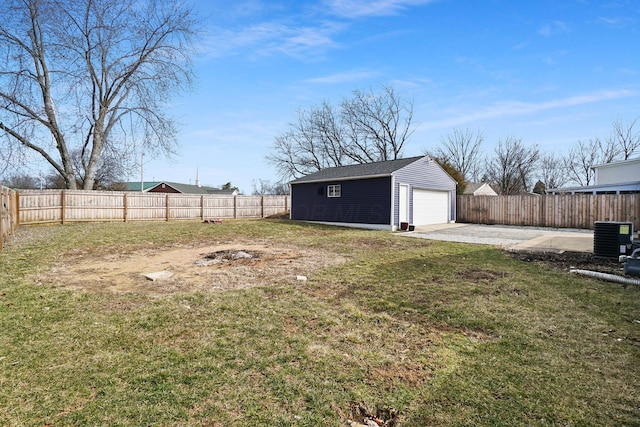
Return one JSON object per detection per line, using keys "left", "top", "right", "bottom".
{"left": 413, "top": 188, "right": 450, "bottom": 225}
{"left": 399, "top": 184, "right": 409, "bottom": 224}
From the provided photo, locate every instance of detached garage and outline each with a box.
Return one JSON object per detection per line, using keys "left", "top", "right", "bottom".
{"left": 289, "top": 156, "right": 456, "bottom": 230}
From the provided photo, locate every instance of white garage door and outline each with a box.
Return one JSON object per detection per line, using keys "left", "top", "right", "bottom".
{"left": 413, "top": 189, "right": 450, "bottom": 225}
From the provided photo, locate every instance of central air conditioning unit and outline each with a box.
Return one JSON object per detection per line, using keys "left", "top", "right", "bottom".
{"left": 593, "top": 221, "right": 633, "bottom": 258}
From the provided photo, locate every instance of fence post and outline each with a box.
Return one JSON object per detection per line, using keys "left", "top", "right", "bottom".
{"left": 166, "top": 194, "right": 170, "bottom": 221}
{"left": 261, "top": 196, "right": 265, "bottom": 218}
{"left": 200, "top": 195, "right": 204, "bottom": 221}
{"left": 61, "top": 190, "right": 66, "bottom": 224}
{"left": 15, "top": 191, "right": 19, "bottom": 228}
{"left": 234, "top": 196, "right": 238, "bottom": 219}
{"left": 1, "top": 188, "right": 5, "bottom": 252}
{"left": 123, "top": 193, "right": 128, "bottom": 222}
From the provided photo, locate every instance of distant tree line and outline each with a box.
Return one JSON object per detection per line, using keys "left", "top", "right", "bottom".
{"left": 268, "top": 85, "right": 639, "bottom": 196}
{"left": 433, "top": 117, "right": 639, "bottom": 194}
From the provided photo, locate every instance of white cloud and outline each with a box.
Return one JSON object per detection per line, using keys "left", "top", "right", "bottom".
{"left": 200, "top": 0, "right": 436, "bottom": 61}
{"left": 304, "top": 69, "right": 382, "bottom": 84}
{"left": 203, "top": 21, "right": 343, "bottom": 59}
{"left": 419, "top": 89, "right": 637, "bottom": 130}
{"left": 324, "top": 0, "right": 435, "bottom": 18}
{"left": 538, "top": 20, "right": 570, "bottom": 37}
{"left": 595, "top": 16, "right": 635, "bottom": 28}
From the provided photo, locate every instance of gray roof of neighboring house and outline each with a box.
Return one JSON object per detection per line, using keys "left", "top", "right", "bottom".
{"left": 123, "top": 181, "right": 236, "bottom": 195}
{"left": 289, "top": 156, "right": 426, "bottom": 184}
{"left": 154, "top": 182, "right": 236, "bottom": 195}
{"left": 125, "top": 181, "right": 161, "bottom": 191}
{"left": 463, "top": 183, "right": 483, "bottom": 194}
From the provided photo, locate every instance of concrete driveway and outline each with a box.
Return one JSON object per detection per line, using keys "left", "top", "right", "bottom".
{"left": 404, "top": 223, "right": 594, "bottom": 253}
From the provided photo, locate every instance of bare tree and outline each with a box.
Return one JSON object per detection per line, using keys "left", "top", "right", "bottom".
{"left": 609, "top": 117, "right": 640, "bottom": 160}
{"left": 268, "top": 85, "right": 415, "bottom": 180}
{"left": 485, "top": 137, "right": 539, "bottom": 194}
{"left": 565, "top": 138, "right": 617, "bottom": 186}
{"left": 269, "top": 102, "right": 347, "bottom": 178}
{"left": 0, "top": 0, "right": 198, "bottom": 189}
{"left": 433, "top": 127, "right": 484, "bottom": 182}
{"left": 252, "top": 179, "right": 290, "bottom": 195}
{"left": 539, "top": 152, "right": 569, "bottom": 190}
{"left": 1, "top": 173, "right": 41, "bottom": 189}
{"left": 340, "top": 85, "right": 414, "bottom": 163}
{"left": 72, "top": 148, "right": 128, "bottom": 190}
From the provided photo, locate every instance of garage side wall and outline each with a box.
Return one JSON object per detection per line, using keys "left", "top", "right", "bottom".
{"left": 291, "top": 177, "right": 392, "bottom": 224}
{"left": 392, "top": 158, "right": 457, "bottom": 226}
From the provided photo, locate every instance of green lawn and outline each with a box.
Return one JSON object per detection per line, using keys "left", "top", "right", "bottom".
{"left": 0, "top": 220, "right": 638, "bottom": 426}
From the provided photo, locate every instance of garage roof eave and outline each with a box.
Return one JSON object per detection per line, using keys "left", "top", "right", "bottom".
{"left": 290, "top": 173, "right": 392, "bottom": 185}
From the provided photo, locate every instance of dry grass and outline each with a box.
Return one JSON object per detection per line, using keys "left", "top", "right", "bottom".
{"left": 0, "top": 219, "right": 639, "bottom": 426}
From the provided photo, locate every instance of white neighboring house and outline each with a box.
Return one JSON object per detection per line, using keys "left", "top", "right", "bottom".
{"left": 464, "top": 182, "right": 498, "bottom": 196}
{"left": 594, "top": 157, "right": 640, "bottom": 185}
{"left": 548, "top": 157, "right": 640, "bottom": 194}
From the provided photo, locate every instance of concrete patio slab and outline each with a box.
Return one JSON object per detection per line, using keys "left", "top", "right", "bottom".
{"left": 404, "top": 223, "right": 594, "bottom": 253}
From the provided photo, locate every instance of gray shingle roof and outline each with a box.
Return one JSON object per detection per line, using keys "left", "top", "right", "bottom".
{"left": 157, "top": 182, "right": 234, "bottom": 195}
{"left": 290, "top": 156, "right": 426, "bottom": 184}
{"left": 122, "top": 181, "right": 236, "bottom": 195}
{"left": 125, "top": 181, "right": 161, "bottom": 191}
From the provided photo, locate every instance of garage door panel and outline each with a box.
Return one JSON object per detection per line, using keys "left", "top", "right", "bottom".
{"left": 413, "top": 189, "right": 449, "bottom": 225}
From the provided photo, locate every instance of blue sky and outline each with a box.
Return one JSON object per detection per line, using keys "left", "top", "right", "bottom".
{"left": 144, "top": 0, "right": 639, "bottom": 193}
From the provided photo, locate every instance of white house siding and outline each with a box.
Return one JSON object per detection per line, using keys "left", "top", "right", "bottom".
{"left": 473, "top": 183, "right": 498, "bottom": 196}
{"left": 392, "top": 158, "right": 456, "bottom": 227}
{"left": 595, "top": 158, "right": 640, "bottom": 185}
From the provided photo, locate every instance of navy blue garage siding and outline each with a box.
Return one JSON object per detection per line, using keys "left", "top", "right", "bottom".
{"left": 291, "top": 177, "right": 392, "bottom": 224}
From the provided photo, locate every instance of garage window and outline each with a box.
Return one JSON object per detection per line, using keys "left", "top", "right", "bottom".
{"left": 327, "top": 184, "right": 341, "bottom": 198}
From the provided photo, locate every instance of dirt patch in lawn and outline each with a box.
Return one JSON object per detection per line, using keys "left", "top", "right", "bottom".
{"left": 38, "top": 240, "right": 346, "bottom": 297}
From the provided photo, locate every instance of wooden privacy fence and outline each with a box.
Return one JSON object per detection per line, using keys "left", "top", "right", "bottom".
{"left": 1, "top": 185, "right": 19, "bottom": 251}
{"left": 18, "top": 190, "right": 290, "bottom": 225}
{"left": 457, "top": 194, "right": 640, "bottom": 230}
